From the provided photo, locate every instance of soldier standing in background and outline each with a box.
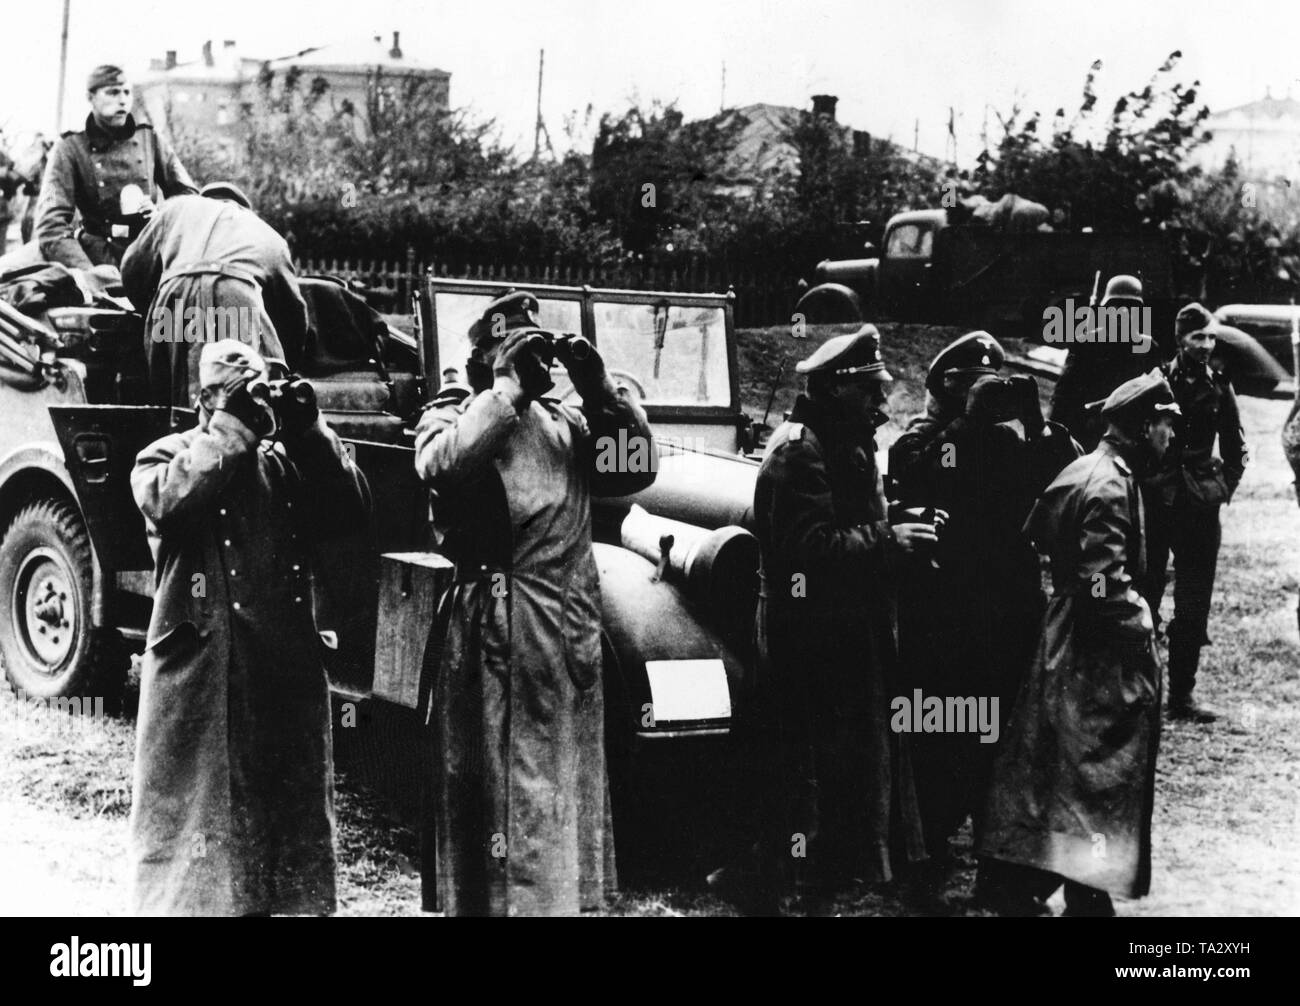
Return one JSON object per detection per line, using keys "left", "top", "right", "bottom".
{"left": 710, "top": 327, "right": 934, "bottom": 914}
{"left": 1049, "top": 275, "right": 1164, "bottom": 451}
{"left": 890, "top": 332, "right": 1080, "bottom": 902}
{"left": 35, "top": 65, "right": 196, "bottom": 270}
{"left": 980, "top": 370, "right": 1178, "bottom": 917}
{"left": 1142, "top": 303, "right": 1248, "bottom": 722}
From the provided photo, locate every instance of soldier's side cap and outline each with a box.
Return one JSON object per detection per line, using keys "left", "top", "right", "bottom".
{"left": 198, "top": 339, "right": 268, "bottom": 390}
{"left": 467, "top": 290, "right": 542, "bottom": 345}
{"left": 1175, "top": 302, "right": 1216, "bottom": 338}
{"left": 87, "top": 65, "right": 127, "bottom": 93}
{"left": 1089, "top": 368, "right": 1181, "bottom": 420}
{"left": 925, "top": 330, "right": 1004, "bottom": 393}
{"left": 794, "top": 324, "right": 893, "bottom": 382}
{"left": 200, "top": 181, "right": 253, "bottom": 210}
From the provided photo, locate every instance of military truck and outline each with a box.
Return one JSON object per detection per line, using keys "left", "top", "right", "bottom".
{"left": 794, "top": 208, "right": 1183, "bottom": 337}
{"left": 0, "top": 273, "right": 764, "bottom": 870}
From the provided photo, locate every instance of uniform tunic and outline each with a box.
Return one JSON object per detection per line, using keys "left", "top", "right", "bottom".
{"left": 414, "top": 378, "right": 655, "bottom": 916}
{"left": 1141, "top": 355, "right": 1247, "bottom": 656}
{"left": 122, "top": 195, "right": 309, "bottom": 406}
{"left": 130, "top": 412, "right": 370, "bottom": 916}
{"left": 980, "top": 437, "right": 1161, "bottom": 899}
{"left": 35, "top": 113, "right": 196, "bottom": 270}
{"left": 752, "top": 394, "right": 925, "bottom": 886}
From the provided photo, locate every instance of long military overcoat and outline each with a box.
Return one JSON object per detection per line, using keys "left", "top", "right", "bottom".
{"left": 980, "top": 436, "right": 1162, "bottom": 898}
{"left": 414, "top": 376, "right": 655, "bottom": 916}
{"left": 752, "top": 394, "right": 925, "bottom": 886}
{"left": 130, "top": 411, "right": 370, "bottom": 916}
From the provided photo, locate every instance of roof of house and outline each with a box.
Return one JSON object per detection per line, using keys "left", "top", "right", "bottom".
{"left": 266, "top": 36, "right": 448, "bottom": 77}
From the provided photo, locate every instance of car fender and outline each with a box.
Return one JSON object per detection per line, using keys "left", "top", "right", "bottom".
{"left": 595, "top": 543, "right": 744, "bottom": 741}
{"left": 1212, "top": 323, "right": 1289, "bottom": 395}
{"left": 793, "top": 282, "right": 864, "bottom": 324}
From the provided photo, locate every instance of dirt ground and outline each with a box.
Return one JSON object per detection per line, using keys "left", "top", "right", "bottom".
{"left": 1, "top": 327, "right": 1297, "bottom": 917}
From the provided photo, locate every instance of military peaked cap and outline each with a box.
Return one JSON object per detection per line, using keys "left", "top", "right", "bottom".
{"left": 795, "top": 324, "right": 893, "bottom": 382}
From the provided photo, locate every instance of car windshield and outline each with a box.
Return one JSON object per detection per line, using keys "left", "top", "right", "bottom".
{"left": 433, "top": 292, "right": 583, "bottom": 399}
{"left": 432, "top": 291, "right": 730, "bottom": 407}
{"left": 887, "top": 223, "right": 933, "bottom": 259}
{"left": 591, "top": 301, "right": 729, "bottom": 406}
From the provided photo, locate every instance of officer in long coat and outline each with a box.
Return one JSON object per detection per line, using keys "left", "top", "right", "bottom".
{"left": 1142, "top": 303, "right": 1248, "bottom": 722}
{"left": 130, "top": 339, "right": 370, "bottom": 916}
{"left": 413, "top": 291, "right": 656, "bottom": 916}
{"left": 713, "top": 328, "right": 933, "bottom": 913}
{"left": 890, "top": 333, "right": 1080, "bottom": 882}
{"left": 979, "top": 370, "right": 1179, "bottom": 917}
{"left": 122, "top": 183, "right": 309, "bottom": 407}
{"left": 1049, "top": 275, "right": 1164, "bottom": 451}
{"left": 35, "top": 65, "right": 196, "bottom": 270}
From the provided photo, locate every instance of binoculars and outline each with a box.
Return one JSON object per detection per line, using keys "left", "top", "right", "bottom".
{"left": 248, "top": 376, "right": 316, "bottom": 412}
{"left": 513, "top": 330, "right": 594, "bottom": 364}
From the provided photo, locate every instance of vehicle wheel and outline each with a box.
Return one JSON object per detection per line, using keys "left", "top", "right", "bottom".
{"left": 0, "top": 499, "right": 126, "bottom": 703}
{"left": 794, "top": 286, "right": 862, "bottom": 325}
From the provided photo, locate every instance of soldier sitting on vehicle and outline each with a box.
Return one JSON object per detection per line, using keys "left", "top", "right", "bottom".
{"left": 34, "top": 65, "right": 197, "bottom": 271}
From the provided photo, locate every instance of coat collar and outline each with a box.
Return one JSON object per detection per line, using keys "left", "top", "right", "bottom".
{"left": 85, "top": 112, "right": 139, "bottom": 149}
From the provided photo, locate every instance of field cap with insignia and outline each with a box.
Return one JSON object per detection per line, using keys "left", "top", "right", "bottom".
{"left": 1090, "top": 368, "right": 1181, "bottom": 424}
{"left": 467, "top": 290, "right": 542, "bottom": 346}
{"left": 87, "top": 65, "right": 127, "bottom": 93}
{"left": 1175, "top": 302, "right": 1216, "bottom": 339}
{"left": 925, "top": 330, "right": 1005, "bottom": 394}
{"left": 795, "top": 324, "right": 893, "bottom": 382}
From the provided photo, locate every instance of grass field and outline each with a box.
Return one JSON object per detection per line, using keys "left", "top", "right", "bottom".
{"left": 1, "top": 324, "right": 1296, "bottom": 916}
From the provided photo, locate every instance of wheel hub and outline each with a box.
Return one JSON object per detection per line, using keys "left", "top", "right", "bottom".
{"left": 15, "top": 550, "right": 77, "bottom": 671}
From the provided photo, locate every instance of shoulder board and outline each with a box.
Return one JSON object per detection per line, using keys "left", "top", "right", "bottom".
{"left": 136, "top": 122, "right": 155, "bottom": 130}
{"left": 1113, "top": 454, "right": 1131, "bottom": 476}
{"left": 787, "top": 422, "right": 804, "bottom": 442}
{"left": 60, "top": 130, "right": 78, "bottom": 139}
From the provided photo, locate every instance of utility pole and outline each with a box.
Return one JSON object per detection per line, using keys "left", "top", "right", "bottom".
{"left": 913, "top": 117, "right": 919, "bottom": 153}
{"left": 720, "top": 61, "right": 726, "bottom": 112}
{"left": 56, "top": 0, "right": 71, "bottom": 133}
{"left": 532, "top": 49, "right": 554, "bottom": 163}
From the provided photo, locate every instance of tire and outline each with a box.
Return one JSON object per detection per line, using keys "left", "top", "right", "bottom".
{"left": 793, "top": 284, "right": 863, "bottom": 325}
{"left": 0, "top": 499, "right": 126, "bottom": 704}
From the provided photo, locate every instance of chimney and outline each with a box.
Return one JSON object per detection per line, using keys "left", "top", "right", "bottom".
{"left": 202, "top": 40, "right": 214, "bottom": 67}
{"left": 812, "top": 94, "right": 838, "bottom": 121}
{"left": 389, "top": 31, "right": 402, "bottom": 59}
{"left": 165, "top": 50, "right": 177, "bottom": 70}
{"left": 223, "top": 39, "right": 236, "bottom": 48}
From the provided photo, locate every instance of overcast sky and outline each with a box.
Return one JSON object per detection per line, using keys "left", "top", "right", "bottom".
{"left": 5, "top": 0, "right": 1299, "bottom": 164}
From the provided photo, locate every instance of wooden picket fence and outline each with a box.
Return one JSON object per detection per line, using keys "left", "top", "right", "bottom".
{"left": 295, "top": 249, "right": 798, "bottom": 328}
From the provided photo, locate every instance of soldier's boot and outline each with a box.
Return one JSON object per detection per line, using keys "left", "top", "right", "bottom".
{"left": 1061, "top": 881, "right": 1116, "bottom": 918}
{"left": 706, "top": 841, "right": 782, "bottom": 916}
{"left": 1167, "top": 638, "right": 1219, "bottom": 723}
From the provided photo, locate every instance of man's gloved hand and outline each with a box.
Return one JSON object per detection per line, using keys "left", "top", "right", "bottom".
{"left": 493, "top": 330, "right": 554, "bottom": 400}
{"left": 965, "top": 375, "right": 1017, "bottom": 424}
{"left": 1007, "top": 373, "right": 1044, "bottom": 437}
{"left": 219, "top": 377, "right": 276, "bottom": 440}
{"left": 554, "top": 334, "right": 607, "bottom": 399}
{"left": 273, "top": 378, "right": 319, "bottom": 438}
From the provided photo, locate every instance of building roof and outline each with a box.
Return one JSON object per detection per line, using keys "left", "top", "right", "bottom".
{"left": 266, "top": 35, "right": 448, "bottom": 77}
{"left": 706, "top": 101, "right": 948, "bottom": 186}
{"left": 1207, "top": 94, "right": 1300, "bottom": 132}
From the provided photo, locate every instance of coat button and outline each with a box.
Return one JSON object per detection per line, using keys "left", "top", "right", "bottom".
{"left": 232, "top": 601, "right": 242, "bottom": 611}
{"left": 295, "top": 596, "right": 303, "bottom": 604}
{"left": 230, "top": 569, "right": 238, "bottom": 577}
{"left": 292, "top": 564, "right": 301, "bottom": 572}
{"left": 223, "top": 538, "right": 232, "bottom": 547}
{"left": 219, "top": 508, "right": 227, "bottom": 516}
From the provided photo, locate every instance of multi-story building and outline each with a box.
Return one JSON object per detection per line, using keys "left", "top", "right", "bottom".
{"left": 1193, "top": 90, "right": 1300, "bottom": 184}
{"left": 136, "top": 32, "right": 450, "bottom": 138}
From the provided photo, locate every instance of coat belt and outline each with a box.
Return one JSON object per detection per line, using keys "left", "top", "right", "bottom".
{"left": 159, "top": 260, "right": 259, "bottom": 289}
